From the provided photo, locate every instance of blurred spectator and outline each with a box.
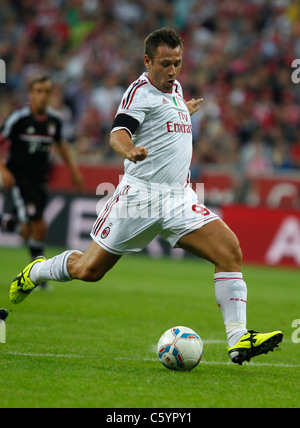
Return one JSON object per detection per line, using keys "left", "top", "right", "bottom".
{"left": 74, "top": 105, "right": 103, "bottom": 162}
{"left": 90, "top": 74, "right": 125, "bottom": 132}
{"left": 290, "top": 134, "right": 300, "bottom": 168}
{"left": 50, "top": 84, "right": 75, "bottom": 142}
{"left": 242, "top": 137, "right": 274, "bottom": 177}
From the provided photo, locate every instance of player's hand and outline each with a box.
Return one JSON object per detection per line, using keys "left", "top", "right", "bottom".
{"left": 0, "top": 166, "right": 16, "bottom": 190}
{"left": 185, "top": 98, "right": 204, "bottom": 116}
{"left": 127, "top": 146, "right": 148, "bottom": 163}
{"left": 71, "top": 169, "right": 85, "bottom": 193}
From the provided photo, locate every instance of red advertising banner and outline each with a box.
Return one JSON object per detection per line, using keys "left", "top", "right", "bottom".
{"left": 222, "top": 205, "right": 300, "bottom": 268}
{"left": 48, "top": 164, "right": 124, "bottom": 192}
{"left": 199, "top": 170, "right": 300, "bottom": 208}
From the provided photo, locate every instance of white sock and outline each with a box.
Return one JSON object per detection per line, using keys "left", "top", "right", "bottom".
{"left": 29, "top": 250, "right": 82, "bottom": 284}
{"left": 214, "top": 272, "right": 248, "bottom": 347}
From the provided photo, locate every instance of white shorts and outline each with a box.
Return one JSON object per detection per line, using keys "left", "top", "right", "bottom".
{"left": 90, "top": 174, "right": 220, "bottom": 255}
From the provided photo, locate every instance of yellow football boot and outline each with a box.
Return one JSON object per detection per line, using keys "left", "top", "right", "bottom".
{"left": 10, "top": 256, "right": 46, "bottom": 304}
{"left": 228, "top": 330, "right": 283, "bottom": 365}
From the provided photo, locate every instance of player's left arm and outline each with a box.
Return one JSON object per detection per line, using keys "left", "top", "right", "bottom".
{"left": 53, "top": 141, "right": 85, "bottom": 192}
{"left": 184, "top": 98, "right": 204, "bottom": 116}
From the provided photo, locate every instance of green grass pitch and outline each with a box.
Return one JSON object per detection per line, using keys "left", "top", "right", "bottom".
{"left": 0, "top": 246, "right": 299, "bottom": 408}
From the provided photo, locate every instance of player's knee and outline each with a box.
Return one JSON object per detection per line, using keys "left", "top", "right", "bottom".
{"left": 30, "top": 218, "right": 48, "bottom": 241}
{"left": 20, "top": 223, "right": 30, "bottom": 239}
{"left": 216, "top": 232, "right": 243, "bottom": 271}
{"left": 229, "top": 239, "right": 243, "bottom": 268}
{"left": 227, "top": 242, "right": 242, "bottom": 270}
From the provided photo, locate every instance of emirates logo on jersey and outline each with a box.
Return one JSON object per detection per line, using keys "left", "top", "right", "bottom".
{"left": 166, "top": 111, "right": 192, "bottom": 134}
{"left": 166, "top": 121, "right": 192, "bottom": 134}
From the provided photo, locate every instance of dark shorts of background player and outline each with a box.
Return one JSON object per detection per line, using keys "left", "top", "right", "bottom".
{"left": 4, "top": 181, "right": 48, "bottom": 221}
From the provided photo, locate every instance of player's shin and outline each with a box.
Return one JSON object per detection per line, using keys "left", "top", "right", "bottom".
{"left": 29, "top": 250, "right": 83, "bottom": 284}
{"left": 214, "top": 272, "right": 248, "bottom": 347}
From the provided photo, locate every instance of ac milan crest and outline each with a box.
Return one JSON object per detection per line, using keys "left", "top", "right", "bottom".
{"left": 101, "top": 226, "right": 110, "bottom": 239}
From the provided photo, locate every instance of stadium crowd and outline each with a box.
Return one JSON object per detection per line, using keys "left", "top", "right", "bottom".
{"left": 1, "top": 0, "right": 300, "bottom": 180}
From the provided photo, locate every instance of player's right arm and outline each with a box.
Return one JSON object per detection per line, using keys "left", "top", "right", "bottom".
{"left": 0, "top": 140, "right": 16, "bottom": 190}
{"left": 110, "top": 129, "right": 148, "bottom": 163}
{"left": 0, "top": 111, "right": 19, "bottom": 190}
{"left": 110, "top": 77, "right": 150, "bottom": 163}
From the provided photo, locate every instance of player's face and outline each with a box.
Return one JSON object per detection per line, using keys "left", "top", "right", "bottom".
{"left": 144, "top": 45, "right": 182, "bottom": 93}
{"left": 29, "top": 80, "right": 53, "bottom": 115}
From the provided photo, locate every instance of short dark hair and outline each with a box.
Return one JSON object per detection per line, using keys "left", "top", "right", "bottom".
{"left": 144, "top": 28, "right": 183, "bottom": 60}
{"left": 28, "top": 73, "right": 52, "bottom": 91}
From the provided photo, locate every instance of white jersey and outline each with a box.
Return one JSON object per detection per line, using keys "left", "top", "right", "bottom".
{"left": 111, "top": 72, "right": 192, "bottom": 187}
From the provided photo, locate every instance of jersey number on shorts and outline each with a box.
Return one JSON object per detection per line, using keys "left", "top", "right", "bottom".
{"left": 192, "top": 203, "right": 210, "bottom": 216}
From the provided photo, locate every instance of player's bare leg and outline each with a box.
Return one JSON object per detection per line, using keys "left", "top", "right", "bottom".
{"left": 30, "top": 218, "right": 47, "bottom": 242}
{"left": 67, "top": 241, "right": 121, "bottom": 282}
{"left": 18, "top": 218, "right": 47, "bottom": 259}
{"left": 177, "top": 219, "right": 283, "bottom": 364}
{"left": 177, "top": 219, "right": 242, "bottom": 273}
{"left": 10, "top": 241, "right": 121, "bottom": 304}
{"left": 19, "top": 222, "right": 30, "bottom": 240}
{"left": 28, "top": 240, "right": 121, "bottom": 284}
{"left": 25, "top": 218, "right": 49, "bottom": 289}
{"left": 28, "top": 218, "right": 47, "bottom": 257}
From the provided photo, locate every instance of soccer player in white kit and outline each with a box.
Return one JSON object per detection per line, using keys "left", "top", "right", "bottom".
{"left": 10, "top": 28, "right": 282, "bottom": 365}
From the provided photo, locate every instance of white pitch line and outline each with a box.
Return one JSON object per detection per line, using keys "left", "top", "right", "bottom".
{"left": 4, "top": 351, "right": 87, "bottom": 359}
{"left": 3, "top": 351, "right": 299, "bottom": 368}
{"left": 201, "top": 361, "right": 300, "bottom": 368}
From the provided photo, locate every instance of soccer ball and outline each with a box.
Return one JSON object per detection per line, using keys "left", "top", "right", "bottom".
{"left": 157, "top": 326, "right": 203, "bottom": 371}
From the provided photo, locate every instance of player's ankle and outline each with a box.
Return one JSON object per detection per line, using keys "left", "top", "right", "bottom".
{"left": 226, "top": 322, "right": 247, "bottom": 347}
